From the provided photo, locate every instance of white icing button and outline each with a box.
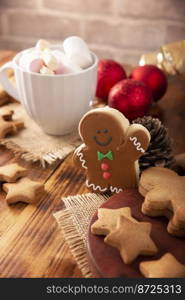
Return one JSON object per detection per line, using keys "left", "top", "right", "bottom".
{"left": 35, "top": 39, "right": 50, "bottom": 51}
{"left": 63, "top": 36, "right": 92, "bottom": 69}
{"left": 40, "top": 66, "right": 54, "bottom": 75}
{"left": 42, "top": 49, "right": 58, "bottom": 71}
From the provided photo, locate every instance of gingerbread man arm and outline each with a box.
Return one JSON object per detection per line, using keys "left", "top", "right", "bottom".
{"left": 119, "top": 124, "right": 150, "bottom": 161}
{"left": 73, "top": 143, "right": 88, "bottom": 170}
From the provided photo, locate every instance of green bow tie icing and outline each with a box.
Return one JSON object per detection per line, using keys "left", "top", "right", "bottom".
{"left": 97, "top": 151, "right": 113, "bottom": 161}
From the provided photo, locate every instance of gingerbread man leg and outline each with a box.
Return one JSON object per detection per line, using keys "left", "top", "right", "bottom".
{"left": 85, "top": 179, "right": 108, "bottom": 193}
{"left": 142, "top": 189, "right": 171, "bottom": 216}
{"left": 170, "top": 207, "right": 185, "bottom": 228}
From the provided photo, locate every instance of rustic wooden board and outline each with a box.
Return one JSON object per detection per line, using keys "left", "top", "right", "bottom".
{"left": 0, "top": 50, "right": 184, "bottom": 278}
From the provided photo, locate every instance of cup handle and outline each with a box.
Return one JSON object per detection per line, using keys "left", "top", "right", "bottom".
{"left": 0, "top": 61, "right": 20, "bottom": 101}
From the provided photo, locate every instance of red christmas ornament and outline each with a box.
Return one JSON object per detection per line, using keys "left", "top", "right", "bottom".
{"left": 108, "top": 79, "right": 152, "bottom": 121}
{"left": 130, "top": 65, "right": 167, "bottom": 102}
{"left": 96, "top": 59, "right": 127, "bottom": 101}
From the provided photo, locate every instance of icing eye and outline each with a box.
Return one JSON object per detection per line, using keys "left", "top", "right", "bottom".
{"left": 96, "top": 130, "right": 101, "bottom": 134}
{"left": 103, "top": 129, "right": 108, "bottom": 133}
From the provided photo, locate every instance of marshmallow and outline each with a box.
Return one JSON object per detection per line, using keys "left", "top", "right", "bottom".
{"left": 19, "top": 51, "right": 44, "bottom": 73}
{"left": 19, "top": 37, "right": 91, "bottom": 75}
{"left": 35, "top": 39, "right": 50, "bottom": 51}
{"left": 40, "top": 66, "right": 54, "bottom": 75}
{"left": 54, "top": 65, "right": 64, "bottom": 75}
{"left": 52, "top": 50, "right": 82, "bottom": 74}
{"left": 29, "top": 58, "right": 44, "bottom": 73}
{"left": 42, "top": 49, "right": 59, "bottom": 71}
{"left": 63, "top": 36, "right": 93, "bottom": 69}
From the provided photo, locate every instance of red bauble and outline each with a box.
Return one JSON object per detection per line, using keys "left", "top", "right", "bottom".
{"left": 130, "top": 65, "right": 167, "bottom": 102}
{"left": 96, "top": 59, "right": 127, "bottom": 101}
{"left": 108, "top": 79, "right": 152, "bottom": 121}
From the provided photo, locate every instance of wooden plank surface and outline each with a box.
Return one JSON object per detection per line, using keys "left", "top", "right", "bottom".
{"left": 0, "top": 51, "right": 185, "bottom": 278}
{"left": 0, "top": 153, "right": 86, "bottom": 277}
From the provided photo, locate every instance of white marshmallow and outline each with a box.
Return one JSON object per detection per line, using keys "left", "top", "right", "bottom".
{"left": 42, "top": 49, "right": 59, "bottom": 71}
{"left": 19, "top": 37, "right": 90, "bottom": 75}
{"left": 35, "top": 39, "right": 50, "bottom": 51}
{"left": 40, "top": 66, "right": 54, "bottom": 75}
{"left": 52, "top": 50, "right": 82, "bottom": 74}
{"left": 63, "top": 36, "right": 92, "bottom": 69}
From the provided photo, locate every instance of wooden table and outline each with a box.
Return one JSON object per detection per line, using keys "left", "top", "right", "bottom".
{"left": 0, "top": 51, "right": 185, "bottom": 278}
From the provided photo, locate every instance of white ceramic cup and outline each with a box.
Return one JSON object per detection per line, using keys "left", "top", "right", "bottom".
{"left": 0, "top": 46, "right": 98, "bottom": 135}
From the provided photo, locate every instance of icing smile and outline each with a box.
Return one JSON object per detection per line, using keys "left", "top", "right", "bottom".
{"left": 93, "top": 136, "right": 112, "bottom": 146}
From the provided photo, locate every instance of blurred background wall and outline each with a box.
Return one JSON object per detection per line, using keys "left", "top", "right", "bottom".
{"left": 0, "top": 0, "right": 185, "bottom": 64}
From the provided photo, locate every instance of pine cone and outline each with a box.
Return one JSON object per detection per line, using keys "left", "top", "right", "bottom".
{"left": 132, "top": 116, "right": 175, "bottom": 171}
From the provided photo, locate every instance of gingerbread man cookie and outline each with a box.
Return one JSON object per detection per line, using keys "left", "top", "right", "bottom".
{"left": 139, "top": 167, "right": 185, "bottom": 236}
{"left": 73, "top": 107, "right": 150, "bottom": 193}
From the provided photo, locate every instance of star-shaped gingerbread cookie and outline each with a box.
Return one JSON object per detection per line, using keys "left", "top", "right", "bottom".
{"left": 0, "top": 116, "right": 14, "bottom": 139}
{"left": 0, "top": 106, "right": 24, "bottom": 139}
{"left": 0, "top": 163, "right": 28, "bottom": 183}
{"left": 0, "top": 108, "right": 14, "bottom": 121}
{"left": 140, "top": 253, "right": 185, "bottom": 278}
{"left": 104, "top": 216, "right": 158, "bottom": 264}
{"left": 91, "top": 207, "right": 137, "bottom": 235}
{"left": 3, "top": 177, "right": 45, "bottom": 204}
{"left": 139, "top": 167, "right": 185, "bottom": 236}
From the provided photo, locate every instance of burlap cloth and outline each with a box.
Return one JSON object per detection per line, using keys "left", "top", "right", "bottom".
{"left": 54, "top": 193, "right": 108, "bottom": 277}
{"left": 0, "top": 102, "right": 80, "bottom": 167}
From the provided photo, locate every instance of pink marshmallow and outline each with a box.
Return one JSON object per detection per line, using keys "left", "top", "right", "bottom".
{"left": 54, "top": 62, "right": 75, "bottom": 74}
{"left": 55, "top": 64, "right": 65, "bottom": 74}
{"left": 19, "top": 51, "right": 44, "bottom": 73}
{"left": 29, "top": 58, "right": 44, "bottom": 73}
